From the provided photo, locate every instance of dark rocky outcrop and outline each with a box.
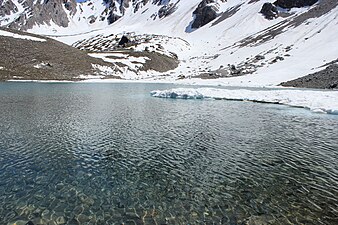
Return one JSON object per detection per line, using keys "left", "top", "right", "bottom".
{"left": 0, "top": 0, "right": 18, "bottom": 17}
{"left": 191, "top": 0, "right": 218, "bottom": 29}
{"left": 260, "top": 2, "right": 278, "bottom": 20}
{"left": 274, "top": 0, "right": 318, "bottom": 9}
{"left": 118, "top": 35, "right": 130, "bottom": 46}
{"left": 280, "top": 63, "right": 338, "bottom": 89}
{"left": 3, "top": 0, "right": 77, "bottom": 30}
{"left": 158, "top": 3, "right": 177, "bottom": 19}
{"left": 107, "top": 12, "right": 121, "bottom": 25}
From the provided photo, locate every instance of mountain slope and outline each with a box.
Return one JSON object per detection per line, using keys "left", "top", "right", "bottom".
{"left": 0, "top": 28, "right": 120, "bottom": 81}
{"left": 1, "top": 0, "right": 338, "bottom": 87}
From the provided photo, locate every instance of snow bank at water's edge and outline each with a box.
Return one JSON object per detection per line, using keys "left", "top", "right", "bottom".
{"left": 150, "top": 88, "right": 338, "bottom": 114}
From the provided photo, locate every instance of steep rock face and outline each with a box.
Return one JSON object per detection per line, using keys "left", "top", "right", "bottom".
{"left": 105, "top": 0, "right": 162, "bottom": 24}
{"left": 0, "top": 0, "right": 77, "bottom": 30}
{"left": 274, "top": 0, "right": 318, "bottom": 8}
{"left": 0, "top": 0, "right": 18, "bottom": 17}
{"left": 158, "top": 2, "right": 178, "bottom": 19}
{"left": 0, "top": 0, "right": 178, "bottom": 28}
{"left": 191, "top": 0, "right": 219, "bottom": 29}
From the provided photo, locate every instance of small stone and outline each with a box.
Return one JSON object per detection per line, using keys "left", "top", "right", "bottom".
{"left": 41, "top": 209, "right": 51, "bottom": 220}
{"left": 77, "top": 214, "right": 90, "bottom": 223}
{"left": 7, "top": 220, "right": 27, "bottom": 225}
{"left": 191, "top": 212, "right": 198, "bottom": 217}
{"left": 56, "top": 216, "right": 66, "bottom": 225}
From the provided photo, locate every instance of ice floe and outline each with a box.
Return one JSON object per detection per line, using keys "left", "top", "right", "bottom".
{"left": 150, "top": 88, "right": 338, "bottom": 114}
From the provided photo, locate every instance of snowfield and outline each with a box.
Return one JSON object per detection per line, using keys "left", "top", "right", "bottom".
{"left": 151, "top": 88, "right": 338, "bottom": 114}
{"left": 30, "top": 0, "right": 336, "bottom": 87}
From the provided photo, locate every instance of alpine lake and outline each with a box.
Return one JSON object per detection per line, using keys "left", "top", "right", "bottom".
{"left": 0, "top": 82, "right": 337, "bottom": 225}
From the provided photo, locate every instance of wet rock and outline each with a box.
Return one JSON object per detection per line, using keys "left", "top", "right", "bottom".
{"left": 260, "top": 3, "right": 278, "bottom": 20}
{"left": 41, "top": 209, "right": 51, "bottom": 220}
{"left": 77, "top": 192, "right": 94, "bottom": 206}
{"left": 77, "top": 214, "right": 90, "bottom": 223}
{"left": 7, "top": 221, "right": 26, "bottom": 225}
{"left": 56, "top": 216, "right": 66, "bottom": 225}
{"left": 73, "top": 205, "right": 84, "bottom": 215}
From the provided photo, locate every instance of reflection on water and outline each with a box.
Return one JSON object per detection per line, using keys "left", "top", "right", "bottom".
{"left": 0, "top": 83, "right": 337, "bottom": 225}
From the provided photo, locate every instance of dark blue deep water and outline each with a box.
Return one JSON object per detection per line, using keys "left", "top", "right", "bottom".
{"left": 0, "top": 83, "right": 337, "bottom": 225}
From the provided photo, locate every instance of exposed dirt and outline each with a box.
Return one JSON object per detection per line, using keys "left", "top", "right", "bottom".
{"left": 0, "top": 28, "right": 120, "bottom": 81}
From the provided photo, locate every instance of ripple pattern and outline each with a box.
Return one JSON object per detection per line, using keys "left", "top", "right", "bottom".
{"left": 0, "top": 83, "right": 337, "bottom": 225}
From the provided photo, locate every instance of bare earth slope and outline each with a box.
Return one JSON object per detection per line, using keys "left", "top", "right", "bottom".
{"left": 0, "top": 28, "right": 119, "bottom": 81}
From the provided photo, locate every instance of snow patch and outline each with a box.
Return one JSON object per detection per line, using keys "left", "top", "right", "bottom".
{"left": 91, "top": 64, "right": 116, "bottom": 75}
{"left": 150, "top": 88, "right": 338, "bottom": 114}
{"left": 0, "top": 30, "right": 46, "bottom": 42}
{"left": 33, "top": 62, "right": 51, "bottom": 68}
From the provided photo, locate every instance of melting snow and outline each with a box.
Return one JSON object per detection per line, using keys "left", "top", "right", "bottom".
{"left": 151, "top": 88, "right": 338, "bottom": 114}
{"left": 0, "top": 30, "right": 46, "bottom": 42}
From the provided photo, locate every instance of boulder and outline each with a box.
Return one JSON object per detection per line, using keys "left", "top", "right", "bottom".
{"left": 260, "top": 2, "right": 278, "bottom": 20}
{"left": 118, "top": 35, "right": 130, "bottom": 46}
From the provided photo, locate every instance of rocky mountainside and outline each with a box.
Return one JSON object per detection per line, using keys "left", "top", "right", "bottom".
{"left": 0, "top": 0, "right": 337, "bottom": 87}
{"left": 0, "top": 0, "right": 187, "bottom": 30}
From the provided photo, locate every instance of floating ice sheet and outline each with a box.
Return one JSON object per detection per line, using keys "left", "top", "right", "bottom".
{"left": 151, "top": 88, "right": 338, "bottom": 114}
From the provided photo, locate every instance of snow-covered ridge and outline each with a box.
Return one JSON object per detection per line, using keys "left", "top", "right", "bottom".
{"left": 150, "top": 88, "right": 338, "bottom": 114}
{"left": 1, "top": 0, "right": 338, "bottom": 86}
{"left": 0, "top": 29, "right": 46, "bottom": 42}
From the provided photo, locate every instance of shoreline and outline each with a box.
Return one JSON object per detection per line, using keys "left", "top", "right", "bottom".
{"left": 4, "top": 78, "right": 338, "bottom": 91}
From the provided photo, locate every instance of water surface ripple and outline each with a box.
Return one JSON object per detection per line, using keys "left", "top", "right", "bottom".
{"left": 0, "top": 83, "right": 337, "bottom": 225}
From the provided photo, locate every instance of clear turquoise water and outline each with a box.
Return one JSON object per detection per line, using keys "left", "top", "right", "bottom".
{"left": 0, "top": 83, "right": 337, "bottom": 225}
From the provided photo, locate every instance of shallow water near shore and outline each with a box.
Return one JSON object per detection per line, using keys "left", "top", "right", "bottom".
{"left": 0, "top": 82, "right": 337, "bottom": 225}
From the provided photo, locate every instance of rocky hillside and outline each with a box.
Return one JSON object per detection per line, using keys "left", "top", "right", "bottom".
{"left": 0, "top": 28, "right": 120, "bottom": 81}
{"left": 0, "top": 0, "right": 187, "bottom": 30}
{"left": 0, "top": 0, "right": 338, "bottom": 87}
